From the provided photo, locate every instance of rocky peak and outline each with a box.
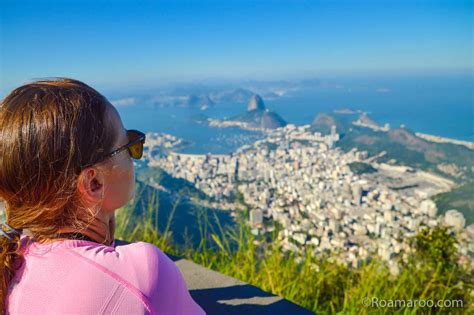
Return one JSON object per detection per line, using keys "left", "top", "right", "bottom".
{"left": 247, "top": 94, "right": 265, "bottom": 112}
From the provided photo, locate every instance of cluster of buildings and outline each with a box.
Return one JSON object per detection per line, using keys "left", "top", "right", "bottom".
{"left": 207, "top": 118, "right": 262, "bottom": 132}
{"left": 142, "top": 125, "right": 473, "bottom": 272}
{"left": 144, "top": 132, "right": 186, "bottom": 149}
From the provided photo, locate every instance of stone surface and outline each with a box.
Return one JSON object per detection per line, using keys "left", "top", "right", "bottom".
{"left": 115, "top": 239, "right": 314, "bottom": 314}
{"left": 247, "top": 94, "right": 265, "bottom": 112}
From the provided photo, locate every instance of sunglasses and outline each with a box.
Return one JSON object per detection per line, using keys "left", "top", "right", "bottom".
{"left": 81, "top": 129, "right": 146, "bottom": 169}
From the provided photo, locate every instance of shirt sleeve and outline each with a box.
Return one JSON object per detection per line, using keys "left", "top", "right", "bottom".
{"left": 135, "top": 243, "right": 206, "bottom": 315}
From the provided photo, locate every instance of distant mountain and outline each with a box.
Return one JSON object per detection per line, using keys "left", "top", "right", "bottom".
{"left": 311, "top": 112, "right": 474, "bottom": 181}
{"left": 388, "top": 128, "right": 433, "bottom": 151}
{"left": 311, "top": 112, "right": 352, "bottom": 134}
{"left": 232, "top": 109, "right": 287, "bottom": 130}
{"left": 263, "top": 91, "right": 281, "bottom": 100}
{"left": 261, "top": 111, "right": 287, "bottom": 129}
{"left": 312, "top": 113, "right": 339, "bottom": 130}
{"left": 209, "top": 88, "right": 255, "bottom": 104}
{"left": 358, "top": 113, "right": 379, "bottom": 127}
{"left": 182, "top": 94, "right": 215, "bottom": 109}
{"left": 247, "top": 94, "right": 265, "bottom": 111}
{"left": 147, "top": 93, "right": 215, "bottom": 109}
{"left": 112, "top": 77, "right": 331, "bottom": 109}
{"left": 229, "top": 94, "right": 287, "bottom": 130}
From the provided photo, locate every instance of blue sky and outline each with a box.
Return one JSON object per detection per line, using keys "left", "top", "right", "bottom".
{"left": 1, "top": 0, "right": 472, "bottom": 94}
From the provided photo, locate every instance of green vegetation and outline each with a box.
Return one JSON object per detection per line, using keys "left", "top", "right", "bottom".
{"left": 136, "top": 166, "right": 208, "bottom": 200}
{"left": 432, "top": 182, "right": 474, "bottom": 225}
{"left": 260, "top": 141, "right": 278, "bottom": 152}
{"left": 311, "top": 112, "right": 474, "bottom": 182}
{"left": 119, "top": 179, "right": 234, "bottom": 249}
{"left": 338, "top": 127, "right": 474, "bottom": 181}
{"left": 348, "top": 162, "right": 377, "bottom": 175}
{"left": 410, "top": 225, "right": 459, "bottom": 272}
{"left": 115, "top": 188, "right": 473, "bottom": 314}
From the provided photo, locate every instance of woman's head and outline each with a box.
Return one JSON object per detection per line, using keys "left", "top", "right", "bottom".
{"left": 0, "top": 78, "right": 138, "bottom": 310}
{"left": 0, "top": 77, "right": 137, "bottom": 231}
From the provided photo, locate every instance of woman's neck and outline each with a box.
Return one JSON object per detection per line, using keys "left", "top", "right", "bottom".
{"left": 53, "top": 232, "right": 96, "bottom": 242}
{"left": 44, "top": 211, "right": 115, "bottom": 246}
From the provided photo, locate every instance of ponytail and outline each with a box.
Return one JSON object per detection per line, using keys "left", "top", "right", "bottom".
{"left": 0, "top": 220, "right": 24, "bottom": 314}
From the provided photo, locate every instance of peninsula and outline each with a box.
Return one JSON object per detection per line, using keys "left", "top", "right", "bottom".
{"left": 208, "top": 94, "right": 287, "bottom": 131}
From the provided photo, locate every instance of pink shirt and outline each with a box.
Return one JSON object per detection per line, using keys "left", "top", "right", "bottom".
{"left": 6, "top": 235, "right": 206, "bottom": 315}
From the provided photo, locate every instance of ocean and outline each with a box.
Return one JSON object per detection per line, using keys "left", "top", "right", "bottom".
{"left": 116, "top": 74, "right": 473, "bottom": 154}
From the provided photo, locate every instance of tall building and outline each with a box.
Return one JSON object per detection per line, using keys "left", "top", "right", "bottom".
{"left": 352, "top": 184, "right": 363, "bottom": 206}
{"left": 234, "top": 158, "right": 239, "bottom": 181}
{"left": 250, "top": 209, "right": 263, "bottom": 227}
{"left": 343, "top": 182, "right": 352, "bottom": 200}
{"left": 444, "top": 210, "right": 465, "bottom": 232}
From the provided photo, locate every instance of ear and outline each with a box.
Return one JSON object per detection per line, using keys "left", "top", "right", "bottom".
{"left": 77, "top": 167, "right": 105, "bottom": 203}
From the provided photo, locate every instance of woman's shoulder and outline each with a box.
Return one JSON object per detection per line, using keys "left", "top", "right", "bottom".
{"left": 91, "top": 241, "right": 204, "bottom": 314}
{"left": 115, "top": 242, "right": 204, "bottom": 314}
{"left": 68, "top": 240, "right": 175, "bottom": 298}
{"left": 20, "top": 237, "right": 204, "bottom": 314}
{"left": 113, "top": 240, "right": 171, "bottom": 270}
{"left": 73, "top": 239, "right": 168, "bottom": 270}
{"left": 22, "top": 236, "right": 170, "bottom": 284}
{"left": 113, "top": 241, "right": 181, "bottom": 281}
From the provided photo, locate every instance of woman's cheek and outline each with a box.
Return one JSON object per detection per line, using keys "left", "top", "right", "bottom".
{"left": 113, "top": 155, "right": 135, "bottom": 204}
{"left": 127, "top": 159, "right": 135, "bottom": 200}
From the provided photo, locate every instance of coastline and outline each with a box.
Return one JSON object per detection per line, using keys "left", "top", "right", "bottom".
{"left": 334, "top": 108, "right": 473, "bottom": 150}
{"left": 415, "top": 132, "right": 474, "bottom": 150}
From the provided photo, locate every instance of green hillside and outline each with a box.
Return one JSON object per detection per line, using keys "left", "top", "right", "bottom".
{"left": 432, "top": 182, "right": 474, "bottom": 225}
{"left": 311, "top": 112, "right": 474, "bottom": 182}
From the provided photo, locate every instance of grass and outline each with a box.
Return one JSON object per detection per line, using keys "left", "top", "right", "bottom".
{"left": 432, "top": 181, "right": 474, "bottom": 225}
{"left": 115, "top": 188, "right": 473, "bottom": 314}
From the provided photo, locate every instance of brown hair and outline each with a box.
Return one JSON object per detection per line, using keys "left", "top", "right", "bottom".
{"left": 0, "top": 78, "right": 117, "bottom": 312}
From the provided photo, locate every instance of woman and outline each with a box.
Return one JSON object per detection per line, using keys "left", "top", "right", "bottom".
{"left": 0, "top": 78, "right": 205, "bottom": 314}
